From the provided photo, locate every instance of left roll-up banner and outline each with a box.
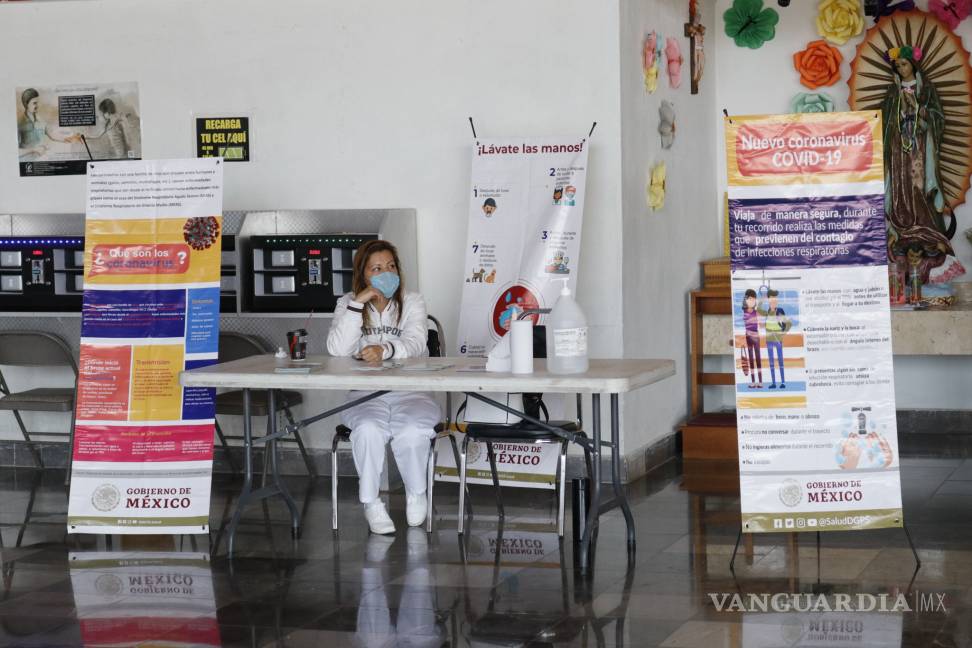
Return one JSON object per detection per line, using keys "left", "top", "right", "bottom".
{"left": 68, "top": 158, "right": 223, "bottom": 535}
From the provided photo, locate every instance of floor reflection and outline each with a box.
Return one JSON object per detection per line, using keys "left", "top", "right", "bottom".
{"left": 69, "top": 549, "right": 219, "bottom": 646}
{"left": 0, "top": 458, "right": 970, "bottom": 646}
{"left": 349, "top": 531, "right": 443, "bottom": 646}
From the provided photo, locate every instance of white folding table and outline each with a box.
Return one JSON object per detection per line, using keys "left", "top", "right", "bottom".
{"left": 180, "top": 355, "right": 675, "bottom": 570}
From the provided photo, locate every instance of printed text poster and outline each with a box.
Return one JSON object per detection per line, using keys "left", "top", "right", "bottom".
{"left": 725, "top": 112, "right": 903, "bottom": 533}
{"left": 15, "top": 82, "right": 141, "bottom": 176}
{"left": 195, "top": 116, "right": 250, "bottom": 161}
{"left": 68, "top": 158, "right": 223, "bottom": 535}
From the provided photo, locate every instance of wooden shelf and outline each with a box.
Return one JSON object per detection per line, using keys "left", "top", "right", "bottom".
{"left": 682, "top": 259, "right": 737, "bottom": 461}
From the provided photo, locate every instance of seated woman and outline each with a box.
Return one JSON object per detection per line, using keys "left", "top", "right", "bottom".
{"left": 326, "top": 240, "right": 441, "bottom": 534}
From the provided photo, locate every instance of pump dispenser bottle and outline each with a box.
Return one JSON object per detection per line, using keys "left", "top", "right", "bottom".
{"left": 545, "top": 278, "right": 588, "bottom": 374}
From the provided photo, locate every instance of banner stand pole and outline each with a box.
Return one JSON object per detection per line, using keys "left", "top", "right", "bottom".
{"left": 902, "top": 522, "right": 921, "bottom": 566}
{"left": 729, "top": 527, "right": 743, "bottom": 572}
{"left": 729, "top": 522, "right": 922, "bottom": 572}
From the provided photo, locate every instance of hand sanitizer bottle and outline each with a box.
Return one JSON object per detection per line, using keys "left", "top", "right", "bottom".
{"left": 546, "top": 278, "right": 588, "bottom": 374}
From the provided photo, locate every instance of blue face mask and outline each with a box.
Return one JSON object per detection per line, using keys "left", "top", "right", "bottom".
{"left": 370, "top": 272, "right": 400, "bottom": 299}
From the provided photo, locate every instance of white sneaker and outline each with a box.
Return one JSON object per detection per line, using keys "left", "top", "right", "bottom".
{"left": 406, "top": 491, "right": 428, "bottom": 527}
{"left": 364, "top": 500, "right": 395, "bottom": 535}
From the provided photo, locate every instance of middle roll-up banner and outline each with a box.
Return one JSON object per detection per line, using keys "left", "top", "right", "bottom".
{"left": 456, "top": 136, "right": 589, "bottom": 356}
{"left": 438, "top": 136, "right": 589, "bottom": 488}
{"left": 725, "top": 111, "right": 903, "bottom": 533}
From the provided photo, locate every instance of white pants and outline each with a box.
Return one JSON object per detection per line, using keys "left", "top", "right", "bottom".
{"left": 341, "top": 391, "right": 440, "bottom": 503}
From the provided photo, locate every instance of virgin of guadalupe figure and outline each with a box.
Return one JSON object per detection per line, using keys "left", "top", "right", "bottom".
{"left": 881, "top": 45, "right": 963, "bottom": 283}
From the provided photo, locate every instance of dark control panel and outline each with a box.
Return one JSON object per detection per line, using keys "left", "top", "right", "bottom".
{"left": 0, "top": 237, "right": 85, "bottom": 312}
{"left": 244, "top": 234, "right": 376, "bottom": 313}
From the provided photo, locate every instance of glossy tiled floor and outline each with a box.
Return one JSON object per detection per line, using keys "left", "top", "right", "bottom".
{"left": 1, "top": 458, "right": 971, "bottom": 647}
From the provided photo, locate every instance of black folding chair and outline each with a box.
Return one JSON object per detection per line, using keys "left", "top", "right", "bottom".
{"left": 456, "top": 325, "right": 590, "bottom": 537}
{"left": 0, "top": 331, "right": 78, "bottom": 474}
{"left": 214, "top": 332, "right": 316, "bottom": 477}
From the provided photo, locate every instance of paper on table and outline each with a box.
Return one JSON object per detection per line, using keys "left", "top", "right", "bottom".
{"left": 352, "top": 361, "right": 402, "bottom": 372}
{"left": 400, "top": 362, "right": 455, "bottom": 372}
{"left": 274, "top": 361, "right": 322, "bottom": 373}
{"left": 274, "top": 366, "right": 313, "bottom": 374}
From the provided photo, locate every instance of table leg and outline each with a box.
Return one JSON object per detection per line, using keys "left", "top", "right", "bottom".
{"left": 579, "top": 394, "right": 601, "bottom": 572}
{"left": 611, "top": 394, "right": 636, "bottom": 556}
{"left": 268, "top": 390, "right": 301, "bottom": 538}
{"left": 227, "top": 388, "right": 255, "bottom": 557}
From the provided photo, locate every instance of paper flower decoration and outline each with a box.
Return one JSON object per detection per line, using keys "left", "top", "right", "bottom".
{"left": 658, "top": 101, "right": 676, "bottom": 149}
{"left": 791, "top": 92, "right": 837, "bottom": 113}
{"left": 647, "top": 162, "right": 666, "bottom": 211}
{"left": 929, "top": 0, "right": 972, "bottom": 31}
{"left": 816, "top": 0, "right": 865, "bottom": 45}
{"left": 665, "top": 37, "right": 683, "bottom": 88}
{"left": 794, "top": 40, "right": 843, "bottom": 89}
{"left": 724, "top": 0, "right": 779, "bottom": 49}
{"left": 884, "top": 45, "right": 923, "bottom": 63}
{"left": 643, "top": 32, "right": 662, "bottom": 94}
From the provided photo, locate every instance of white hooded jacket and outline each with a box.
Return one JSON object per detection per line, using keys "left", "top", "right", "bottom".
{"left": 326, "top": 291, "right": 429, "bottom": 360}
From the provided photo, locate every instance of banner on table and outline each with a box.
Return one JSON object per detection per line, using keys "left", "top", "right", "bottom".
{"left": 70, "top": 552, "right": 219, "bottom": 647}
{"left": 15, "top": 82, "right": 141, "bottom": 176}
{"left": 67, "top": 158, "right": 223, "bottom": 535}
{"left": 434, "top": 433, "right": 560, "bottom": 490}
{"left": 455, "top": 136, "right": 589, "bottom": 357}
{"left": 725, "top": 111, "right": 903, "bottom": 533}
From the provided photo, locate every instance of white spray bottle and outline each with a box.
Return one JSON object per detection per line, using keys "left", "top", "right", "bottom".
{"left": 545, "top": 278, "right": 589, "bottom": 374}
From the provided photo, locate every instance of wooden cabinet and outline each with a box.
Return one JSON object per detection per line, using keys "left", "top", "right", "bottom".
{"left": 681, "top": 259, "right": 738, "bottom": 460}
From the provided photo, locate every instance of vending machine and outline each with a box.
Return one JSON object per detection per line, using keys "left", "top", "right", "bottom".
{"left": 243, "top": 234, "right": 377, "bottom": 313}
{"left": 0, "top": 236, "right": 85, "bottom": 312}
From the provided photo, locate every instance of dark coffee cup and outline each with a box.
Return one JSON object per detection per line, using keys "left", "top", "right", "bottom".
{"left": 287, "top": 329, "right": 308, "bottom": 361}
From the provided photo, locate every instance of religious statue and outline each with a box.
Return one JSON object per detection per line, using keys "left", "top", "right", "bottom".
{"left": 684, "top": 0, "right": 706, "bottom": 95}
{"left": 880, "top": 45, "right": 964, "bottom": 288}
{"left": 848, "top": 11, "right": 972, "bottom": 305}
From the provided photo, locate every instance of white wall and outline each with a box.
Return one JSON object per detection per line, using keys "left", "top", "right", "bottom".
{"left": 0, "top": 0, "right": 624, "bottom": 357}
{"left": 714, "top": 0, "right": 972, "bottom": 410}
{"left": 0, "top": 0, "right": 625, "bottom": 445}
{"left": 619, "top": 0, "right": 721, "bottom": 453}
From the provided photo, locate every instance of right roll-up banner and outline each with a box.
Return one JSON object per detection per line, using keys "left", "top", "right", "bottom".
{"left": 724, "top": 111, "right": 903, "bottom": 533}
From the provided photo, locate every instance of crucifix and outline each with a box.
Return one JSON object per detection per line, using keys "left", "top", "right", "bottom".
{"left": 684, "top": 0, "right": 706, "bottom": 95}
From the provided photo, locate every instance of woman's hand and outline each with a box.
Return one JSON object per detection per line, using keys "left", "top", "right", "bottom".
{"left": 353, "top": 287, "right": 380, "bottom": 304}
{"left": 359, "top": 344, "right": 384, "bottom": 363}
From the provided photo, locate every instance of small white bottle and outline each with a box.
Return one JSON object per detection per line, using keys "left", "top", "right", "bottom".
{"left": 546, "top": 278, "right": 588, "bottom": 374}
